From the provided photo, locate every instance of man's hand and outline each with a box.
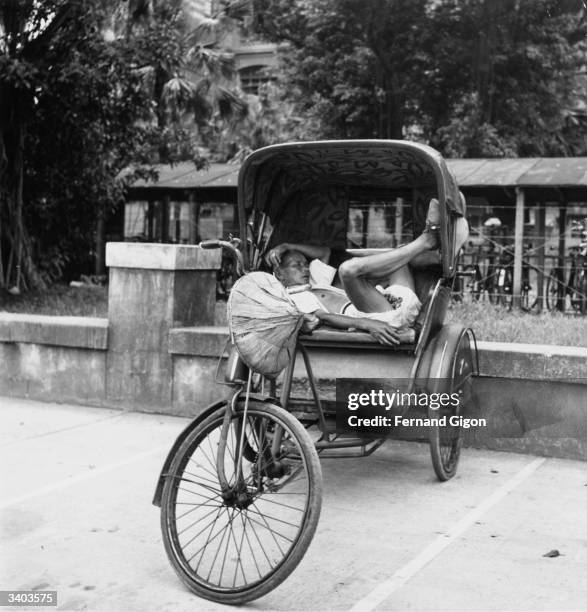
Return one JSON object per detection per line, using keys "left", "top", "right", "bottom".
{"left": 266, "top": 244, "right": 289, "bottom": 267}
{"left": 266, "top": 243, "right": 331, "bottom": 267}
{"left": 301, "top": 313, "right": 320, "bottom": 333}
{"left": 360, "top": 319, "right": 400, "bottom": 346}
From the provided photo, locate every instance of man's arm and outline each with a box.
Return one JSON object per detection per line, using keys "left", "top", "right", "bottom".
{"left": 313, "top": 310, "right": 401, "bottom": 346}
{"left": 266, "top": 243, "right": 331, "bottom": 266}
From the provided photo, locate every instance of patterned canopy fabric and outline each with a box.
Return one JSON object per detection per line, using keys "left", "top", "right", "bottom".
{"left": 237, "top": 140, "right": 466, "bottom": 278}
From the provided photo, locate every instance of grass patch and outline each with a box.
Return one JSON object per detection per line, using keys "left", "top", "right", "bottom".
{"left": 0, "top": 285, "right": 108, "bottom": 317}
{"left": 447, "top": 301, "right": 586, "bottom": 347}
{"left": 1, "top": 285, "right": 585, "bottom": 348}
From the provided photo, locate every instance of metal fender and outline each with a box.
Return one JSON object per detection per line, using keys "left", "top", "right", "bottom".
{"left": 152, "top": 393, "right": 276, "bottom": 507}
{"left": 416, "top": 323, "right": 473, "bottom": 393}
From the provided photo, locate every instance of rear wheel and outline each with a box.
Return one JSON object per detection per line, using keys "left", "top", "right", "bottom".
{"left": 496, "top": 267, "right": 513, "bottom": 309}
{"left": 570, "top": 269, "right": 587, "bottom": 314}
{"left": 545, "top": 269, "right": 564, "bottom": 312}
{"left": 520, "top": 283, "right": 538, "bottom": 312}
{"left": 486, "top": 265, "right": 498, "bottom": 304}
{"left": 160, "top": 401, "right": 322, "bottom": 604}
{"left": 469, "top": 266, "right": 482, "bottom": 301}
{"left": 427, "top": 327, "right": 476, "bottom": 481}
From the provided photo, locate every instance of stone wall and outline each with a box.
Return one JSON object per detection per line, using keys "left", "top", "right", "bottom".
{"left": 0, "top": 243, "right": 585, "bottom": 460}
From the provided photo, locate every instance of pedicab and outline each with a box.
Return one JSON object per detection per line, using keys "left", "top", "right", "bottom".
{"left": 153, "top": 140, "right": 479, "bottom": 604}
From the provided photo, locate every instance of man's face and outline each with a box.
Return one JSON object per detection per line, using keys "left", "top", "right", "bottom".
{"left": 276, "top": 251, "right": 310, "bottom": 287}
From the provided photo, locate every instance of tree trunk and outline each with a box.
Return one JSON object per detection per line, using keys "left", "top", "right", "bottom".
{"left": 0, "top": 85, "right": 42, "bottom": 290}
{"left": 95, "top": 205, "right": 106, "bottom": 276}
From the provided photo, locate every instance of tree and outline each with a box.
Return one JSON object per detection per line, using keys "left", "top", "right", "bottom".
{"left": 0, "top": 0, "right": 74, "bottom": 290}
{"left": 0, "top": 0, "right": 251, "bottom": 288}
{"left": 23, "top": 2, "right": 156, "bottom": 280}
{"left": 423, "top": 0, "right": 587, "bottom": 157}
{"left": 255, "top": 0, "right": 430, "bottom": 140}
{"left": 120, "top": 0, "right": 249, "bottom": 164}
{"left": 212, "top": 81, "right": 323, "bottom": 159}
{"left": 254, "top": 0, "right": 587, "bottom": 156}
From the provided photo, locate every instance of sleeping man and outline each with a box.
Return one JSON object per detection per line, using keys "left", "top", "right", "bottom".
{"left": 267, "top": 198, "right": 467, "bottom": 346}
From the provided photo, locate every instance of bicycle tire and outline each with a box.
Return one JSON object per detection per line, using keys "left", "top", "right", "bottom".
{"left": 520, "top": 284, "right": 534, "bottom": 312}
{"left": 486, "top": 266, "right": 498, "bottom": 304}
{"left": 570, "top": 269, "right": 587, "bottom": 314}
{"left": 160, "top": 400, "right": 322, "bottom": 605}
{"left": 429, "top": 327, "right": 475, "bottom": 481}
{"left": 545, "top": 270, "right": 562, "bottom": 312}
{"left": 469, "top": 266, "right": 482, "bottom": 301}
{"left": 520, "top": 288, "right": 529, "bottom": 311}
{"left": 495, "top": 267, "right": 513, "bottom": 309}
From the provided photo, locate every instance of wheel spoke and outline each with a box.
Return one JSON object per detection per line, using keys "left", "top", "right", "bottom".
{"left": 188, "top": 455, "right": 218, "bottom": 483}
{"left": 177, "top": 499, "right": 223, "bottom": 521}
{"left": 203, "top": 507, "right": 232, "bottom": 583}
{"left": 239, "top": 511, "right": 263, "bottom": 581}
{"left": 188, "top": 507, "right": 234, "bottom": 565}
{"left": 183, "top": 469, "right": 220, "bottom": 488}
{"left": 248, "top": 502, "right": 292, "bottom": 550}
{"left": 178, "top": 505, "right": 222, "bottom": 538}
{"left": 252, "top": 495, "right": 306, "bottom": 513}
{"left": 245, "top": 505, "right": 305, "bottom": 530}
{"left": 215, "top": 508, "right": 236, "bottom": 586}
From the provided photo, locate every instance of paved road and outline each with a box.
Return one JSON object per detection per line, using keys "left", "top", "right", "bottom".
{"left": 1, "top": 397, "right": 586, "bottom": 612}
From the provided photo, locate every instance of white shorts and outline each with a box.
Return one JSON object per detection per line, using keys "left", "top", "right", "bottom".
{"left": 342, "top": 284, "right": 422, "bottom": 329}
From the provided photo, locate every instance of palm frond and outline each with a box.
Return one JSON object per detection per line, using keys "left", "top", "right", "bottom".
{"left": 185, "top": 17, "right": 219, "bottom": 45}
{"left": 193, "top": 76, "right": 212, "bottom": 96}
{"left": 216, "top": 86, "right": 248, "bottom": 121}
{"left": 189, "top": 45, "right": 235, "bottom": 79}
{"left": 189, "top": 89, "right": 214, "bottom": 123}
{"left": 163, "top": 75, "right": 195, "bottom": 99}
{"left": 220, "top": 0, "right": 252, "bottom": 21}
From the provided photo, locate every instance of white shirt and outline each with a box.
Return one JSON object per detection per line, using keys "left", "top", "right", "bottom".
{"left": 286, "top": 259, "right": 337, "bottom": 314}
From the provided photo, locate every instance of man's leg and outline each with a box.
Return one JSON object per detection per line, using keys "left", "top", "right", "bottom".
{"left": 339, "top": 234, "right": 435, "bottom": 311}
{"left": 339, "top": 199, "right": 440, "bottom": 312}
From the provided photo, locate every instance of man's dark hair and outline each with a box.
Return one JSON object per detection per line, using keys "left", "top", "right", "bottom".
{"left": 277, "top": 250, "right": 308, "bottom": 268}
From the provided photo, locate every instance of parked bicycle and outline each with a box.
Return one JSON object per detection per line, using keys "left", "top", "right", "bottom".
{"left": 452, "top": 252, "right": 499, "bottom": 305}
{"left": 491, "top": 243, "right": 538, "bottom": 311}
{"left": 453, "top": 242, "right": 540, "bottom": 311}
{"left": 545, "top": 239, "right": 587, "bottom": 314}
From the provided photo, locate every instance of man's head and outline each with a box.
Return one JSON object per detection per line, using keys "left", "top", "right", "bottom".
{"left": 273, "top": 250, "right": 310, "bottom": 287}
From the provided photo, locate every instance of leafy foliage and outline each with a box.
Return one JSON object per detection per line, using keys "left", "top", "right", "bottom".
{"left": 423, "top": 0, "right": 587, "bottom": 156}
{"left": 23, "top": 4, "right": 154, "bottom": 280}
{"left": 0, "top": 0, "right": 250, "bottom": 288}
{"left": 254, "top": 0, "right": 587, "bottom": 156}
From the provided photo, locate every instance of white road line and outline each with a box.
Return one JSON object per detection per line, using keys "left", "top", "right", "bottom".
{"left": 0, "top": 445, "right": 169, "bottom": 510}
{"left": 349, "top": 457, "right": 546, "bottom": 612}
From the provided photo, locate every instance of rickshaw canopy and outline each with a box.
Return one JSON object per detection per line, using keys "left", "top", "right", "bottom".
{"left": 237, "top": 140, "right": 467, "bottom": 278}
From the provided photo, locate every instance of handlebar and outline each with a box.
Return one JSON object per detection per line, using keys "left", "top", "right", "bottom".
{"left": 200, "top": 239, "right": 223, "bottom": 249}
{"left": 199, "top": 238, "right": 245, "bottom": 277}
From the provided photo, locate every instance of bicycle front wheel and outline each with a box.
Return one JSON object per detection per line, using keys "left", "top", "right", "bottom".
{"left": 160, "top": 400, "right": 323, "bottom": 605}
{"left": 496, "top": 268, "right": 513, "bottom": 309}
{"left": 545, "top": 270, "right": 562, "bottom": 311}
{"left": 570, "top": 269, "right": 587, "bottom": 314}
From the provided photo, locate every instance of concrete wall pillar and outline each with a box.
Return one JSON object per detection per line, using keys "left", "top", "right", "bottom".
{"left": 105, "top": 243, "right": 221, "bottom": 410}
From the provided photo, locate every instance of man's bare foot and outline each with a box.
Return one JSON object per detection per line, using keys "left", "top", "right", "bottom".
{"left": 426, "top": 198, "right": 441, "bottom": 226}
{"left": 422, "top": 198, "right": 441, "bottom": 248}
